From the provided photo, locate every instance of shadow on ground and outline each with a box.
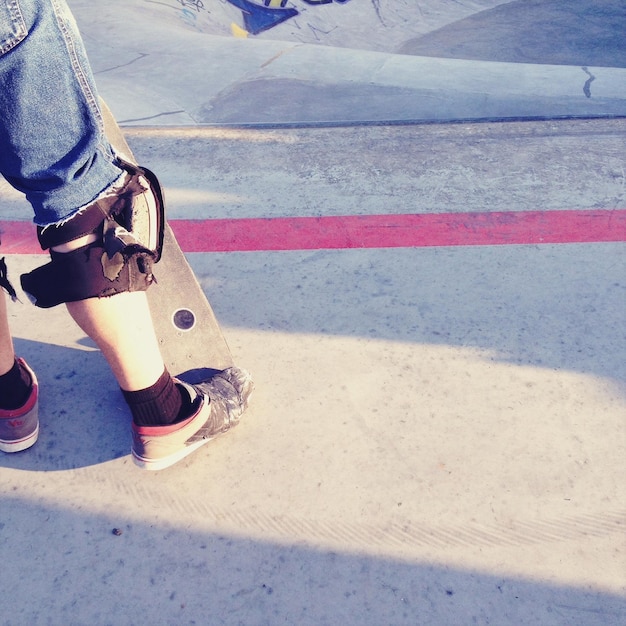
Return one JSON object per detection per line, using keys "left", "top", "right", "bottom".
{"left": 401, "top": 0, "right": 626, "bottom": 68}
{"left": 1, "top": 496, "right": 624, "bottom": 625}
{"left": 0, "top": 338, "right": 128, "bottom": 470}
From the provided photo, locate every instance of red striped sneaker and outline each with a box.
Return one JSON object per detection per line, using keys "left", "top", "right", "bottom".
{"left": 0, "top": 358, "right": 39, "bottom": 453}
{"left": 131, "top": 367, "right": 253, "bottom": 470}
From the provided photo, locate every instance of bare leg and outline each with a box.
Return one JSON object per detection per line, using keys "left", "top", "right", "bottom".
{"left": 0, "top": 291, "right": 15, "bottom": 376}
{"left": 2, "top": 270, "right": 163, "bottom": 390}
{"left": 66, "top": 291, "right": 165, "bottom": 391}
{"left": 55, "top": 234, "right": 164, "bottom": 391}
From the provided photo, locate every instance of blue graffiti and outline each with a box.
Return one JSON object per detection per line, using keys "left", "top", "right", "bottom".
{"left": 302, "top": 0, "right": 351, "bottom": 4}
{"left": 178, "top": 0, "right": 204, "bottom": 10}
{"left": 226, "top": 0, "right": 297, "bottom": 35}
{"left": 224, "top": 0, "right": 352, "bottom": 36}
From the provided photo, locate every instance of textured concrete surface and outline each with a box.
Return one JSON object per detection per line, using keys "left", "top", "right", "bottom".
{"left": 0, "top": 1, "right": 625, "bottom": 624}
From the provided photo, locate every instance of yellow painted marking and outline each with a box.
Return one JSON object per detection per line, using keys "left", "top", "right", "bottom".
{"left": 231, "top": 22, "right": 249, "bottom": 38}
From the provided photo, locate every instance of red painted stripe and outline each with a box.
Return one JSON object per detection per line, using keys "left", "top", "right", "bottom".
{"left": 172, "top": 209, "right": 626, "bottom": 251}
{"left": 0, "top": 221, "right": 39, "bottom": 254}
{"left": 1, "top": 209, "right": 624, "bottom": 254}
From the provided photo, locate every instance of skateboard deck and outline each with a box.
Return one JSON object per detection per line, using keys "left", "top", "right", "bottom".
{"left": 101, "top": 100, "right": 234, "bottom": 382}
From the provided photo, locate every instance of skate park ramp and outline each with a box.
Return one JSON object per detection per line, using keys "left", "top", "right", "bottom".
{"left": 70, "top": 0, "right": 626, "bottom": 125}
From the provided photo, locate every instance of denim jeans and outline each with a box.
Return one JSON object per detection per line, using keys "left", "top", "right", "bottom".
{"left": 0, "top": 0, "right": 121, "bottom": 226}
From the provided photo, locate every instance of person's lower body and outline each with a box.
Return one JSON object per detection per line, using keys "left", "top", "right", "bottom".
{"left": 0, "top": 0, "right": 252, "bottom": 467}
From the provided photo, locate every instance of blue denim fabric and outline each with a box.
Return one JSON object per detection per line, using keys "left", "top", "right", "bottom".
{"left": 0, "top": 0, "right": 122, "bottom": 225}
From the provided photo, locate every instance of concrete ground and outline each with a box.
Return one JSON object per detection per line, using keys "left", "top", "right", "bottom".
{"left": 0, "top": 1, "right": 625, "bottom": 625}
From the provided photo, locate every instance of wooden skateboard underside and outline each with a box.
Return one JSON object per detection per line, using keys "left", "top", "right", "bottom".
{"left": 101, "top": 100, "right": 234, "bottom": 381}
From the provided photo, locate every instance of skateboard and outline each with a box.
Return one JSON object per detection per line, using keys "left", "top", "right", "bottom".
{"left": 101, "top": 100, "right": 234, "bottom": 383}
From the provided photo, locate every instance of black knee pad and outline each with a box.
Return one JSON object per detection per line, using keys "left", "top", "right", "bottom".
{"left": 21, "top": 241, "right": 157, "bottom": 308}
{"left": 20, "top": 161, "right": 165, "bottom": 308}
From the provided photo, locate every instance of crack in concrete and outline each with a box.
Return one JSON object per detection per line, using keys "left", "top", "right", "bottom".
{"left": 118, "top": 110, "right": 186, "bottom": 124}
{"left": 95, "top": 53, "right": 149, "bottom": 75}
{"left": 582, "top": 66, "right": 595, "bottom": 98}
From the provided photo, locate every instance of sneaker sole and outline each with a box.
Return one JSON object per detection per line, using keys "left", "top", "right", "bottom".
{"left": 131, "top": 434, "right": 215, "bottom": 471}
{"left": 0, "top": 423, "right": 39, "bottom": 453}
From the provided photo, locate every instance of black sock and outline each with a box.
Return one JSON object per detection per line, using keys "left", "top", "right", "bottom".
{"left": 122, "top": 368, "right": 193, "bottom": 426}
{"left": 0, "top": 359, "right": 32, "bottom": 410}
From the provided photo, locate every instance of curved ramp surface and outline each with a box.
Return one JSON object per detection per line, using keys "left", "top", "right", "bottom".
{"left": 69, "top": 0, "right": 626, "bottom": 125}
{"left": 167, "top": 0, "right": 504, "bottom": 55}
